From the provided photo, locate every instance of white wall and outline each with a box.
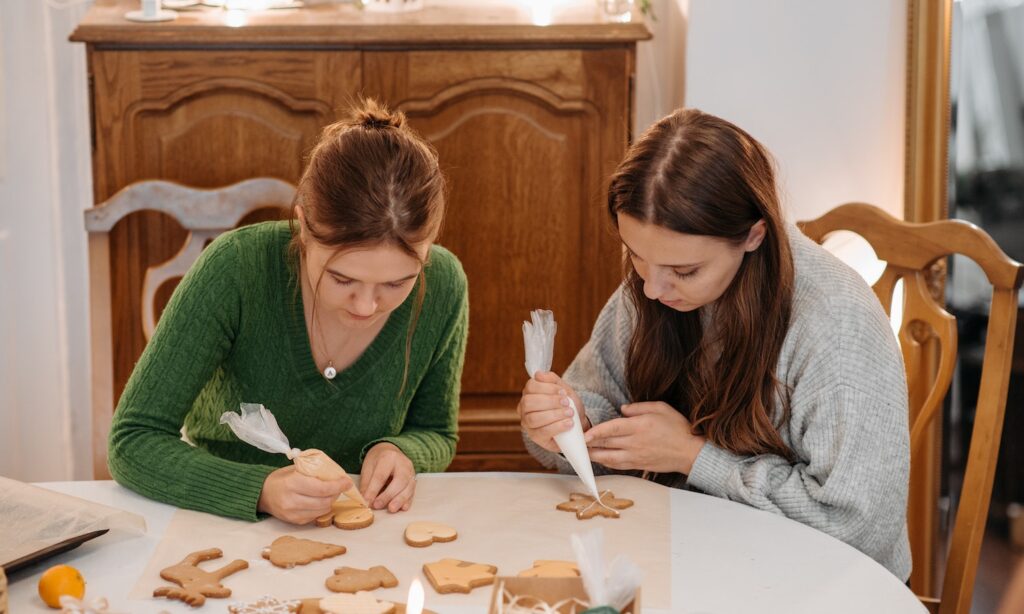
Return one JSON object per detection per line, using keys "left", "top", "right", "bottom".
{"left": 681, "top": 0, "right": 907, "bottom": 225}
{"left": 0, "top": 0, "right": 908, "bottom": 481}
{"left": 0, "top": 0, "right": 93, "bottom": 481}
{"left": 634, "top": 0, "right": 689, "bottom": 134}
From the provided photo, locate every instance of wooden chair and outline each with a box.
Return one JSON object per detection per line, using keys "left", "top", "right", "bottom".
{"left": 84, "top": 178, "right": 295, "bottom": 479}
{"left": 798, "top": 203, "right": 1024, "bottom": 614}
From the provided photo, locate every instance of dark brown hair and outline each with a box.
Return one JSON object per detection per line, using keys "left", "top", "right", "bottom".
{"left": 292, "top": 98, "right": 446, "bottom": 391}
{"left": 607, "top": 108, "right": 795, "bottom": 459}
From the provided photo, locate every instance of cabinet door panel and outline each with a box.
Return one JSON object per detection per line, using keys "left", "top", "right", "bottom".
{"left": 365, "top": 49, "right": 630, "bottom": 468}
{"left": 90, "top": 49, "right": 360, "bottom": 402}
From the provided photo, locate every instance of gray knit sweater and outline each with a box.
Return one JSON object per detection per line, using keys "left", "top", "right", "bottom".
{"left": 525, "top": 224, "right": 912, "bottom": 580}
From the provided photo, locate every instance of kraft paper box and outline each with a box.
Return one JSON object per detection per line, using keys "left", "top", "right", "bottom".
{"left": 488, "top": 576, "right": 640, "bottom": 614}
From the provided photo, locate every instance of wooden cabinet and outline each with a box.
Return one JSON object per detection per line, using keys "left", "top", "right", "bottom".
{"left": 72, "top": 0, "right": 649, "bottom": 476}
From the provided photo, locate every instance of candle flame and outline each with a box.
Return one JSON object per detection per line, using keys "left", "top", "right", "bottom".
{"left": 406, "top": 577, "right": 425, "bottom": 614}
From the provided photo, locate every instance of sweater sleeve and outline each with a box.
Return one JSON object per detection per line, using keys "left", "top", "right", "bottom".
{"left": 523, "top": 286, "right": 634, "bottom": 472}
{"left": 687, "top": 382, "right": 911, "bottom": 579}
{"left": 107, "top": 234, "right": 276, "bottom": 521}
{"left": 361, "top": 265, "right": 469, "bottom": 473}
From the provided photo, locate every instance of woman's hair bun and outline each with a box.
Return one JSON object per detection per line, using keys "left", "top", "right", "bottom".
{"left": 352, "top": 98, "right": 406, "bottom": 130}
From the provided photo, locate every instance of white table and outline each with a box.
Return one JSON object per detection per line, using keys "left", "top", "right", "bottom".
{"left": 6, "top": 473, "right": 925, "bottom": 613}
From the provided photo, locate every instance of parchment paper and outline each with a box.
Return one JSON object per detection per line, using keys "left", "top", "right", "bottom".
{"left": 0, "top": 477, "right": 146, "bottom": 568}
{"left": 131, "top": 474, "right": 669, "bottom": 610}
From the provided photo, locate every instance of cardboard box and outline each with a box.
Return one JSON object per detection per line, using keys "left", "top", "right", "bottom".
{"left": 488, "top": 577, "right": 640, "bottom": 614}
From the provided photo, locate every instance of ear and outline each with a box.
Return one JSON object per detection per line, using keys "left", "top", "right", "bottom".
{"left": 744, "top": 219, "right": 768, "bottom": 252}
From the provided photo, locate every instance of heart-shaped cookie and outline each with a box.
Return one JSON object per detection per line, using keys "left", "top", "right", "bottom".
{"left": 403, "top": 521, "right": 457, "bottom": 547}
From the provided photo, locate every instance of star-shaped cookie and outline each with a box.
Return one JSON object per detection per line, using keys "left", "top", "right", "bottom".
{"left": 555, "top": 490, "right": 634, "bottom": 519}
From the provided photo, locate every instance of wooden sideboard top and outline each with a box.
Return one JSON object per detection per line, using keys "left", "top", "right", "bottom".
{"left": 70, "top": 0, "right": 652, "bottom": 47}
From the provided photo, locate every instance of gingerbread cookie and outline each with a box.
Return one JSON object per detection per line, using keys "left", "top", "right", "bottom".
{"left": 556, "top": 490, "right": 634, "bottom": 519}
{"left": 422, "top": 558, "right": 497, "bottom": 594}
{"left": 299, "top": 598, "right": 436, "bottom": 614}
{"left": 228, "top": 595, "right": 302, "bottom": 613}
{"left": 262, "top": 536, "right": 346, "bottom": 569}
{"left": 326, "top": 566, "right": 398, "bottom": 593}
{"left": 403, "top": 521, "right": 457, "bottom": 547}
{"left": 517, "top": 560, "right": 580, "bottom": 578}
{"left": 317, "top": 498, "right": 374, "bottom": 530}
{"left": 318, "top": 592, "right": 395, "bottom": 614}
{"left": 153, "top": 548, "right": 249, "bottom": 607}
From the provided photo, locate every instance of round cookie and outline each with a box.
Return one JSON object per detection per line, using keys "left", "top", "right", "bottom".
{"left": 317, "top": 499, "right": 374, "bottom": 530}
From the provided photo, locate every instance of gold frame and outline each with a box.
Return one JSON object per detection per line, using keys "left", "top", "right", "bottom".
{"left": 904, "top": 0, "right": 954, "bottom": 600}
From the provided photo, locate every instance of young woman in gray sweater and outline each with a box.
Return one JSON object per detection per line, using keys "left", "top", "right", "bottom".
{"left": 518, "top": 108, "right": 912, "bottom": 581}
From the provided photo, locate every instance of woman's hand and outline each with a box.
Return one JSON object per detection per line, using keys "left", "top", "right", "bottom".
{"left": 257, "top": 466, "right": 350, "bottom": 525}
{"left": 585, "top": 401, "right": 706, "bottom": 474}
{"left": 517, "top": 371, "right": 591, "bottom": 452}
{"left": 360, "top": 442, "right": 416, "bottom": 513}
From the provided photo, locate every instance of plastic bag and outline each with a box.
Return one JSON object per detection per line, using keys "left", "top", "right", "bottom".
{"left": 523, "top": 310, "right": 600, "bottom": 500}
{"left": 573, "top": 529, "right": 643, "bottom": 613}
{"left": 220, "top": 403, "right": 366, "bottom": 505}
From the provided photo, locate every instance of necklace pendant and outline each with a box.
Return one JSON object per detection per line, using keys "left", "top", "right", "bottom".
{"left": 323, "top": 362, "right": 337, "bottom": 380}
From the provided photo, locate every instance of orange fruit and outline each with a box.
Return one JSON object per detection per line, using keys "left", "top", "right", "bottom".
{"left": 37, "top": 564, "right": 85, "bottom": 609}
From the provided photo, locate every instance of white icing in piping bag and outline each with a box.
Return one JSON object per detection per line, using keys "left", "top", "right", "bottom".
{"left": 523, "top": 310, "right": 601, "bottom": 500}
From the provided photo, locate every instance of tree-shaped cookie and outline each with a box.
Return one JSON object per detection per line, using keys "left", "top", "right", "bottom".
{"left": 556, "top": 490, "right": 634, "bottom": 519}
{"left": 403, "top": 522, "right": 457, "bottom": 547}
{"left": 317, "top": 498, "right": 374, "bottom": 530}
{"left": 326, "top": 566, "right": 399, "bottom": 593}
{"left": 422, "top": 558, "right": 497, "bottom": 594}
{"left": 153, "top": 548, "right": 249, "bottom": 607}
{"left": 517, "top": 560, "right": 580, "bottom": 578}
{"left": 262, "top": 536, "right": 347, "bottom": 569}
{"left": 318, "top": 592, "right": 395, "bottom": 614}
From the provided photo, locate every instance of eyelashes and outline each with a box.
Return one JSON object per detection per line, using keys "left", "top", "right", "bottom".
{"left": 330, "top": 275, "right": 409, "bottom": 289}
{"left": 627, "top": 250, "right": 698, "bottom": 280}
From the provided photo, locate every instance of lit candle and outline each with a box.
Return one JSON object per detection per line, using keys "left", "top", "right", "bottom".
{"left": 406, "top": 577, "right": 424, "bottom": 614}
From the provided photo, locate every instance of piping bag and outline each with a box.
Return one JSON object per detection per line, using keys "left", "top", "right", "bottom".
{"left": 220, "top": 403, "right": 368, "bottom": 507}
{"left": 523, "top": 310, "right": 601, "bottom": 500}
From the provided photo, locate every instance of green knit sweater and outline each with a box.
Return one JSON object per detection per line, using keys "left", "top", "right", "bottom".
{"left": 108, "top": 221, "right": 468, "bottom": 521}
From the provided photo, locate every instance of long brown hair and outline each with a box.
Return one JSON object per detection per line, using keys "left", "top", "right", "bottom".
{"left": 291, "top": 98, "right": 446, "bottom": 391}
{"left": 607, "top": 108, "right": 794, "bottom": 459}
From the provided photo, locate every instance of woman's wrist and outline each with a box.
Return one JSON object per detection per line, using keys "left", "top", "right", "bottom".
{"left": 678, "top": 435, "right": 707, "bottom": 475}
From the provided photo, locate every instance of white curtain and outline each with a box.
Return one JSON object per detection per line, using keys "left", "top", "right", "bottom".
{"left": 953, "top": 0, "right": 1024, "bottom": 173}
{"left": 0, "top": 0, "right": 94, "bottom": 482}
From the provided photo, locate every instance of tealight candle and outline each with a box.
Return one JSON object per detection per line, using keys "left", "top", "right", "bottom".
{"left": 406, "top": 577, "right": 424, "bottom": 614}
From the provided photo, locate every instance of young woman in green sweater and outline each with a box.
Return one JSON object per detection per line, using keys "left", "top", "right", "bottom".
{"left": 108, "top": 100, "right": 468, "bottom": 524}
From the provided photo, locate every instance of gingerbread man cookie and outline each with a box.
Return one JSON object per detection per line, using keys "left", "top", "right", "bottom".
{"left": 517, "top": 560, "right": 580, "bottom": 578}
{"left": 556, "top": 490, "right": 634, "bottom": 519}
{"left": 326, "top": 566, "right": 399, "bottom": 593}
{"left": 153, "top": 548, "right": 249, "bottom": 607}
{"left": 318, "top": 592, "right": 395, "bottom": 614}
{"left": 422, "top": 558, "right": 497, "bottom": 594}
{"left": 262, "top": 536, "right": 347, "bottom": 569}
{"left": 403, "top": 522, "right": 457, "bottom": 547}
{"left": 228, "top": 595, "right": 302, "bottom": 613}
{"left": 317, "top": 498, "right": 374, "bottom": 530}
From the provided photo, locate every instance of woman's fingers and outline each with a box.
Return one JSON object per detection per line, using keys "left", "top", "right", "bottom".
{"left": 379, "top": 473, "right": 416, "bottom": 513}
{"left": 290, "top": 472, "right": 347, "bottom": 499}
{"left": 360, "top": 458, "right": 392, "bottom": 506}
{"left": 522, "top": 406, "right": 574, "bottom": 430}
{"left": 522, "top": 377, "right": 565, "bottom": 396}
